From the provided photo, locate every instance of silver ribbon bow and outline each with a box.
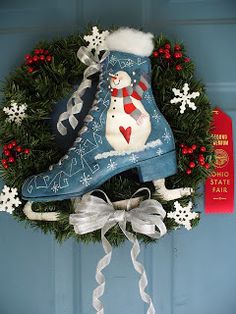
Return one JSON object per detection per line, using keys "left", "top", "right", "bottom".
{"left": 57, "top": 47, "right": 108, "bottom": 135}
{"left": 70, "top": 188, "right": 167, "bottom": 314}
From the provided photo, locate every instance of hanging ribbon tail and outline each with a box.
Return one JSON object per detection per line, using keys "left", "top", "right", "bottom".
{"left": 57, "top": 46, "right": 108, "bottom": 136}
{"left": 119, "top": 222, "right": 156, "bottom": 314}
{"left": 93, "top": 222, "right": 116, "bottom": 314}
{"left": 69, "top": 193, "right": 116, "bottom": 314}
{"left": 132, "top": 238, "right": 156, "bottom": 314}
{"left": 69, "top": 189, "right": 167, "bottom": 314}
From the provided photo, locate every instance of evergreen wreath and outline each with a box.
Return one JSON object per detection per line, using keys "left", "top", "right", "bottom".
{"left": 0, "top": 27, "right": 214, "bottom": 245}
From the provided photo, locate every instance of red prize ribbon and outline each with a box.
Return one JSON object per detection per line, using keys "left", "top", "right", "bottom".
{"left": 205, "top": 108, "right": 234, "bottom": 214}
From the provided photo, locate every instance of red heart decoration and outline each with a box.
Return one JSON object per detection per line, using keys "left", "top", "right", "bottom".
{"left": 119, "top": 126, "right": 132, "bottom": 144}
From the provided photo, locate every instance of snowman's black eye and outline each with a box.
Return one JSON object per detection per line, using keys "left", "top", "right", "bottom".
{"left": 115, "top": 74, "right": 118, "bottom": 77}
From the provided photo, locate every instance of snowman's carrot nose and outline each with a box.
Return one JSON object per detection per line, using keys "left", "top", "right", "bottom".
{"left": 109, "top": 73, "right": 117, "bottom": 79}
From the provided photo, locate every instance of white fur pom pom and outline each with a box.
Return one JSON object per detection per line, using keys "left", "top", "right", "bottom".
{"left": 105, "top": 28, "right": 154, "bottom": 57}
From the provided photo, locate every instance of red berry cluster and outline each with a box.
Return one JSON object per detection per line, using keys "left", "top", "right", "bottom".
{"left": 179, "top": 143, "right": 210, "bottom": 175}
{"left": 25, "top": 48, "right": 52, "bottom": 73}
{"left": 1, "top": 140, "right": 30, "bottom": 169}
{"left": 152, "top": 42, "right": 191, "bottom": 71}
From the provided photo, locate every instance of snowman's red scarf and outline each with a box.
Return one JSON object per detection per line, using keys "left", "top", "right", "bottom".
{"left": 111, "top": 75, "right": 149, "bottom": 119}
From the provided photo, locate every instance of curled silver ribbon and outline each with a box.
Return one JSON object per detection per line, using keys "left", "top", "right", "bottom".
{"left": 70, "top": 188, "right": 167, "bottom": 314}
{"left": 57, "top": 47, "right": 108, "bottom": 135}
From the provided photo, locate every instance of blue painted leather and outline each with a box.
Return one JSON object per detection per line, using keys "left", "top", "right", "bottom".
{"left": 22, "top": 50, "right": 177, "bottom": 201}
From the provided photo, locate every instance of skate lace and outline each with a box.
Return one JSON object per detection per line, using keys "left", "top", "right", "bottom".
{"left": 49, "top": 65, "right": 105, "bottom": 171}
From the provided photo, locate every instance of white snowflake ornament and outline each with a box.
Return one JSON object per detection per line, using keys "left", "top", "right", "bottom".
{"left": 84, "top": 26, "right": 109, "bottom": 53}
{"left": 0, "top": 185, "right": 22, "bottom": 214}
{"left": 3, "top": 100, "right": 27, "bottom": 125}
{"left": 170, "top": 83, "right": 200, "bottom": 114}
{"left": 167, "top": 201, "right": 198, "bottom": 230}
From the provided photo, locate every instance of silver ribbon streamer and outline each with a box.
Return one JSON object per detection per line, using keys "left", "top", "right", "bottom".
{"left": 70, "top": 188, "right": 167, "bottom": 314}
{"left": 57, "top": 47, "right": 108, "bottom": 135}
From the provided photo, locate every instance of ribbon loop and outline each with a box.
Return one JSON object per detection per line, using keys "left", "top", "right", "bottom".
{"left": 57, "top": 46, "right": 108, "bottom": 135}
{"left": 70, "top": 189, "right": 167, "bottom": 314}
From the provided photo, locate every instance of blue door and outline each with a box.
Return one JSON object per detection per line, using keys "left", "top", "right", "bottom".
{"left": 0, "top": 1, "right": 236, "bottom": 313}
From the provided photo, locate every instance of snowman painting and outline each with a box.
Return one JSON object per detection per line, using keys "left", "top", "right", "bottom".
{"left": 105, "top": 70, "right": 151, "bottom": 151}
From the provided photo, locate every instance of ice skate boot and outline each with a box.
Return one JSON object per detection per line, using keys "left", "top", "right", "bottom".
{"left": 22, "top": 28, "right": 177, "bottom": 201}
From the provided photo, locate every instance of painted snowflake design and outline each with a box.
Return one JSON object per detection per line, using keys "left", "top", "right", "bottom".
{"left": 144, "top": 93, "right": 154, "bottom": 104}
{"left": 84, "top": 26, "right": 109, "bottom": 53}
{"left": 109, "top": 54, "right": 117, "bottom": 66}
{"left": 162, "top": 128, "right": 172, "bottom": 143}
{"left": 129, "top": 154, "right": 139, "bottom": 163}
{"left": 75, "top": 145, "right": 86, "bottom": 156}
{"left": 107, "top": 159, "right": 117, "bottom": 170}
{"left": 92, "top": 122, "right": 102, "bottom": 132}
{"left": 170, "top": 83, "right": 200, "bottom": 114}
{"left": 51, "top": 182, "right": 60, "bottom": 193}
{"left": 3, "top": 100, "right": 27, "bottom": 125}
{"left": 152, "top": 109, "right": 161, "bottom": 121}
{"left": 167, "top": 201, "right": 198, "bottom": 230}
{"left": 0, "top": 185, "right": 22, "bottom": 214}
{"left": 156, "top": 148, "right": 163, "bottom": 156}
{"left": 80, "top": 173, "right": 92, "bottom": 187}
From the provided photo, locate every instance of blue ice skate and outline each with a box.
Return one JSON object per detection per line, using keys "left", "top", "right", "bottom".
{"left": 22, "top": 28, "right": 177, "bottom": 202}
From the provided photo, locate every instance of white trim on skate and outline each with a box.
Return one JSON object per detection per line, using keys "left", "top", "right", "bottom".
{"left": 95, "top": 139, "right": 162, "bottom": 160}
{"left": 105, "top": 28, "right": 154, "bottom": 57}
